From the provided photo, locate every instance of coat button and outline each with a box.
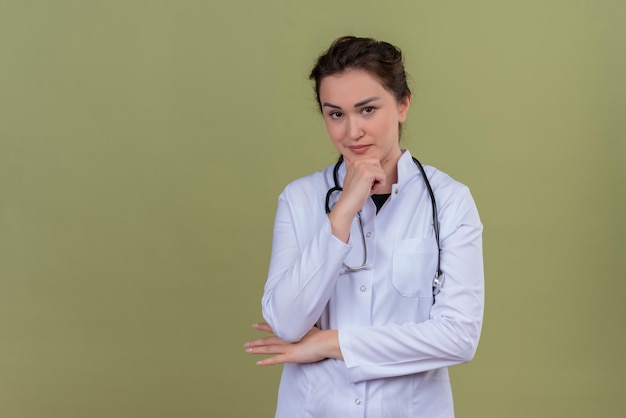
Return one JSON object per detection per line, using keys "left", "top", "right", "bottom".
{"left": 360, "top": 285, "right": 366, "bottom": 292}
{"left": 355, "top": 398, "right": 361, "bottom": 405}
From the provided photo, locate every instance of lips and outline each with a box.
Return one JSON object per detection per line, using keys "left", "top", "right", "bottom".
{"left": 349, "top": 145, "right": 371, "bottom": 154}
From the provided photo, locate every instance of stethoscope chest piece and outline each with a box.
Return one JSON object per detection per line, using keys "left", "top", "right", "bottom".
{"left": 432, "top": 272, "right": 445, "bottom": 296}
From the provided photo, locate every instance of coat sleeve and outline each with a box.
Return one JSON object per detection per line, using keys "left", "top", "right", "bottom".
{"left": 261, "top": 185, "right": 352, "bottom": 343}
{"left": 338, "top": 186, "right": 484, "bottom": 382}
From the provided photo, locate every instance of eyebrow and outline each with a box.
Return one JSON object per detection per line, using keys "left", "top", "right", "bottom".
{"left": 322, "top": 96, "right": 382, "bottom": 109}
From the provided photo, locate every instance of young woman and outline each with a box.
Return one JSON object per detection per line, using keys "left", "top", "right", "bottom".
{"left": 245, "top": 36, "right": 484, "bottom": 418}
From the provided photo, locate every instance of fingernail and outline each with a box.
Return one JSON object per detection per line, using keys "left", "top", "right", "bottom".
{"left": 243, "top": 342, "right": 249, "bottom": 347}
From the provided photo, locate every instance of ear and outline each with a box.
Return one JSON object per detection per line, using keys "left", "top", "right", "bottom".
{"left": 397, "top": 95, "right": 411, "bottom": 123}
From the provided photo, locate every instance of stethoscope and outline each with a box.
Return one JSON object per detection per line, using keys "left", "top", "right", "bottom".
{"left": 324, "top": 155, "right": 445, "bottom": 297}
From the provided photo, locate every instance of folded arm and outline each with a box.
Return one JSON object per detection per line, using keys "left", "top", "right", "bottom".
{"left": 261, "top": 191, "right": 351, "bottom": 342}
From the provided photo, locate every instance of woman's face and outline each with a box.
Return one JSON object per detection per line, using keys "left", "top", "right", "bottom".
{"left": 318, "top": 69, "right": 410, "bottom": 167}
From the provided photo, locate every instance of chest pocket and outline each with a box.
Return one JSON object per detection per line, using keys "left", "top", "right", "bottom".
{"left": 392, "top": 238, "right": 438, "bottom": 298}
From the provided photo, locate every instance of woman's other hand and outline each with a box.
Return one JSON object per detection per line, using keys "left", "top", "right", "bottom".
{"left": 245, "top": 323, "right": 343, "bottom": 366}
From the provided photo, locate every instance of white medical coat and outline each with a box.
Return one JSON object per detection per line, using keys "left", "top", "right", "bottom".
{"left": 262, "top": 150, "right": 484, "bottom": 418}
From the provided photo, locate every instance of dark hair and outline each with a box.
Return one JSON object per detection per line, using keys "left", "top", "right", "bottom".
{"left": 309, "top": 36, "right": 411, "bottom": 112}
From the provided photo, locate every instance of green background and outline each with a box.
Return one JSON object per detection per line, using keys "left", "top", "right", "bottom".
{"left": 1, "top": 1, "right": 624, "bottom": 417}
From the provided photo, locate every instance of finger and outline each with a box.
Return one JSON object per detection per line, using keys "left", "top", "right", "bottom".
{"left": 251, "top": 322, "right": 274, "bottom": 333}
{"left": 351, "top": 162, "right": 385, "bottom": 182}
{"left": 256, "top": 353, "right": 289, "bottom": 366}
{"left": 370, "top": 176, "right": 387, "bottom": 193}
{"left": 246, "top": 344, "right": 287, "bottom": 355}
{"left": 245, "top": 336, "right": 284, "bottom": 348}
{"left": 344, "top": 157, "right": 382, "bottom": 172}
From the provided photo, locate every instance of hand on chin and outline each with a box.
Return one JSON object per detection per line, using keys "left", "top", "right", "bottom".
{"left": 343, "top": 148, "right": 378, "bottom": 166}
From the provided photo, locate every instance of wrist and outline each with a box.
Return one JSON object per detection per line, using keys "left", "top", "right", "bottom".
{"left": 328, "top": 205, "right": 355, "bottom": 243}
{"left": 319, "top": 329, "right": 343, "bottom": 361}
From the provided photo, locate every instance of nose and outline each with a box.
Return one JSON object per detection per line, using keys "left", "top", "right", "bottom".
{"left": 347, "top": 116, "right": 364, "bottom": 140}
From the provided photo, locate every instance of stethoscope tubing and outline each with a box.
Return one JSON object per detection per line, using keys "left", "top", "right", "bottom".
{"left": 324, "top": 155, "right": 444, "bottom": 295}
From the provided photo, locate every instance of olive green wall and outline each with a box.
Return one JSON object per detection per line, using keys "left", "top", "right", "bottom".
{"left": 1, "top": 1, "right": 624, "bottom": 417}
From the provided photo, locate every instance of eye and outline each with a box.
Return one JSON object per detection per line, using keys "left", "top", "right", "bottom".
{"left": 361, "top": 106, "right": 376, "bottom": 115}
{"left": 329, "top": 111, "right": 343, "bottom": 119}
